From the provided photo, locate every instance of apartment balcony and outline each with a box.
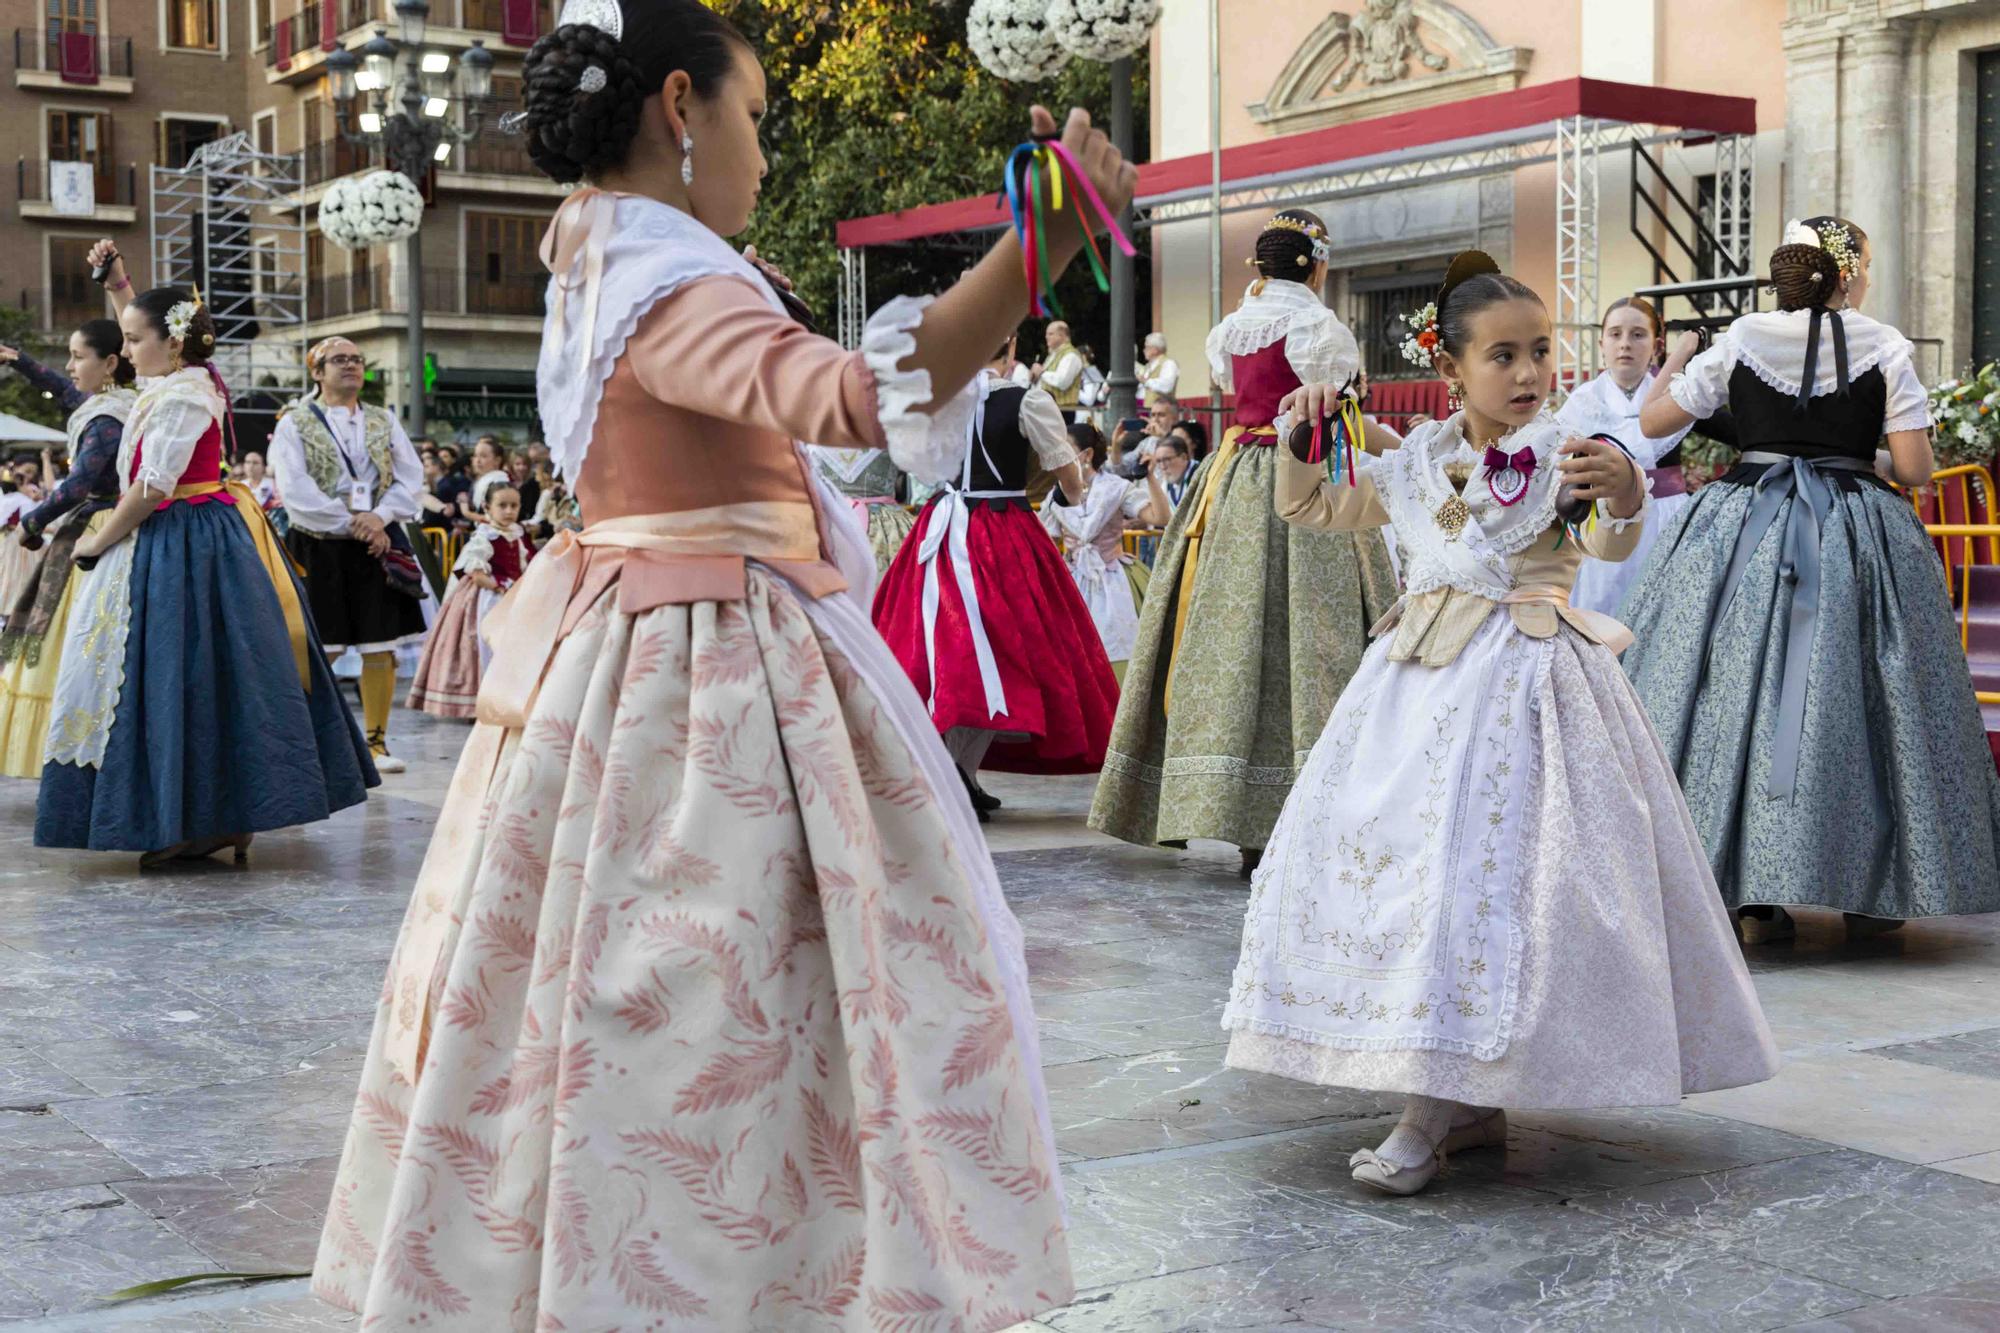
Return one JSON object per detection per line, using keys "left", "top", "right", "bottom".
{"left": 12, "top": 29, "right": 135, "bottom": 94}
{"left": 261, "top": 0, "right": 381, "bottom": 82}
{"left": 15, "top": 158, "right": 139, "bottom": 224}
{"left": 262, "top": 0, "right": 552, "bottom": 84}
{"left": 437, "top": 137, "right": 565, "bottom": 196}
{"left": 303, "top": 266, "right": 544, "bottom": 335}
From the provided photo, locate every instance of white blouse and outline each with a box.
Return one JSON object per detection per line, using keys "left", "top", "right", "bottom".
{"left": 119, "top": 368, "right": 224, "bottom": 496}
{"left": 1668, "top": 309, "right": 1932, "bottom": 435}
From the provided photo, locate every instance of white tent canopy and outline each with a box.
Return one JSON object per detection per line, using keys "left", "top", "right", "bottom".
{"left": 0, "top": 412, "right": 66, "bottom": 446}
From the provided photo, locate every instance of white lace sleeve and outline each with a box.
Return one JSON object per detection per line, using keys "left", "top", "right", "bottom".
{"left": 860, "top": 295, "right": 974, "bottom": 486}
{"left": 1019, "top": 388, "right": 1076, "bottom": 469}
{"left": 1668, "top": 334, "right": 1734, "bottom": 419}
{"left": 129, "top": 394, "right": 216, "bottom": 495}
{"left": 1204, "top": 322, "right": 1234, "bottom": 392}
{"left": 454, "top": 527, "right": 496, "bottom": 574}
{"left": 1880, "top": 340, "right": 1934, "bottom": 434}
{"left": 1284, "top": 311, "right": 1361, "bottom": 387}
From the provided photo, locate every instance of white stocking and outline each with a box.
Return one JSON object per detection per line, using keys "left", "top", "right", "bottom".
{"left": 943, "top": 727, "right": 995, "bottom": 776}
{"left": 1375, "top": 1094, "right": 1472, "bottom": 1169}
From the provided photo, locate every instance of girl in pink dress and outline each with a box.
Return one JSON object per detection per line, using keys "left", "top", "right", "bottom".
{"left": 406, "top": 482, "right": 537, "bottom": 718}
{"left": 312, "top": 1, "right": 1138, "bottom": 1327}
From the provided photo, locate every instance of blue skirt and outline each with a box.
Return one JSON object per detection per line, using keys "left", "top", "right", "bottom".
{"left": 1620, "top": 468, "right": 2000, "bottom": 916}
{"left": 35, "top": 498, "right": 377, "bottom": 851}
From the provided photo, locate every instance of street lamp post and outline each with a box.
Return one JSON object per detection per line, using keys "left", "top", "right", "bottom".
{"left": 324, "top": 3, "right": 492, "bottom": 437}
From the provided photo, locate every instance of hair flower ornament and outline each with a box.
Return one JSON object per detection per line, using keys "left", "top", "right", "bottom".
{"left": 166, "top": 299, "right": 199, "bottom": 340}
{"left": 1783, "top": 217, "right": 1861, "bottom": 282}
{"left": 1398, "top": 301, "right": 1439, "bottom": 370}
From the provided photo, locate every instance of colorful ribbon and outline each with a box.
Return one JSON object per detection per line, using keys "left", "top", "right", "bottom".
{"left": 1303, "top": 397, "right": 1368, "bottom": 490}
{"left": 1005, "top": 136, "right": 1138, "bottom": 319}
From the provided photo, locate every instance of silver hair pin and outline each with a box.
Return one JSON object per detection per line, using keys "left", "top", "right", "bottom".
{"left": 557, "top": 0, "right": 622, "bottom": 39}
{"left": 578, "top": 64, "right": 607, "bottom": 93}
{"left": 497, "top": 110, "right": 530, "bottom": 135}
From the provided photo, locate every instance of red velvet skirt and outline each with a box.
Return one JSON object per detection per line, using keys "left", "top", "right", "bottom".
{"left": 873, "top": 497, "right": 1117, "bottom": 774}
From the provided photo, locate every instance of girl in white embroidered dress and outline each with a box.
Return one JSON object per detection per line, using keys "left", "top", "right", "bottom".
{"left": 1042, "top": 420, "right": 1145, "bottom": 674}
{"left": 1223, "top": 253, "right": 1777, "bottom": 1197}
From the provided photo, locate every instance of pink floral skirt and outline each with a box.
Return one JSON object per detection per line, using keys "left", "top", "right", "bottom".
{"left": 316, "top": 568, "right": 1071, "bottom": 1330}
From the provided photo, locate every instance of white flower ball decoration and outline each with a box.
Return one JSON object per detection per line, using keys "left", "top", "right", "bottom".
{"left": 1047, "top": 0, "right": 1159, "bottom": 62}
{"left": 968, "top": 0, "right": 1070, "bottom": 84}
{"left": 318, "top": 170, "right": 426, "bottom": 251}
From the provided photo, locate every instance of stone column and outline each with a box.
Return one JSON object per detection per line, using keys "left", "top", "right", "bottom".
{"left": 1782, "top": 31, "right": 1844, "bottom": 224}
{"left": 1843, "top": 23, "right": 1911, "bottom": 327}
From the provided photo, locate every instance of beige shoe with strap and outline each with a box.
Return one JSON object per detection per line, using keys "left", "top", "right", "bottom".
{"left": 1350, "top": 1109, "right": 1508, "bottom": 1196}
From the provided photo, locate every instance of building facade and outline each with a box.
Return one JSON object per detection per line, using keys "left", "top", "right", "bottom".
{"left": 0, "top": 0, "right": 561, "bottom": 441}
{"left": 1783, "top": 0, "right": 2000, "bottom": 372}
{"left": 1146, "top": 0, "right": 2000, "bottom": 400}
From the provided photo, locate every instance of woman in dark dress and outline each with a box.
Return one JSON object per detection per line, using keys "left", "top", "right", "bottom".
{"left": 1621, "top": 216, "right": 2000, "bottom": 940}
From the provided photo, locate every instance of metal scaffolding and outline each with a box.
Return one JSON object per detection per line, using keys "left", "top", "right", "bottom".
{"left": 1553, "top": 115, "right": 1602, "bottom": 391}
{"left": 837, "top": 246, "right": 868, "bottom": 351}
{"left": 149, "top": 131, "right": 311, "bottom": 423}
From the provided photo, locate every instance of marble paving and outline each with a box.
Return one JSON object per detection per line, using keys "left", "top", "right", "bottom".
{"left": 2, "top": 708, "right": 1999, "bottom": 1331}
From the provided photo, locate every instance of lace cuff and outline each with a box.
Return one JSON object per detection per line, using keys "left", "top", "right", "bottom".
{"left": 1597, "top": 468, "right": 1654, "bottom": 533}
{"left": 1883, "top": 407, "right": 1935, "bottom": 435}
{"left": 861, "top": 295, "right": 975, "bottom": 486}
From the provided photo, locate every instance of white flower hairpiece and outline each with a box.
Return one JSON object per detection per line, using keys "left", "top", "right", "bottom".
{"left": 1782, "top": 217, "right": 1861, "bottom": 282}
{"left": 165, "top": 299, "right": 199, "bottom": 340}
{"left": 1398, "top": 301, "right": 1439, "bottom": 370}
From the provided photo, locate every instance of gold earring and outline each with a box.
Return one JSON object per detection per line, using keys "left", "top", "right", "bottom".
{"left": 1446, "top": 381, "right": 1464, "bottom": 412}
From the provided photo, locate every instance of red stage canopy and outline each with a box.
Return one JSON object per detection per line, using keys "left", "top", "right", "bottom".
{"left": 835, "top": 77, "right": 1757, "bottom": 250}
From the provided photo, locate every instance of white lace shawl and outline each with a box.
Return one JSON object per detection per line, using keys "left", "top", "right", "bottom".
{"left": 1669, "top": 309, "right": 1932, "bottom": 434}
{"left": 67, "top": 385, "right": 136, "bottom": 456}
{"left": 1555, "top": 370, "right": 1692, "bottom": 469}
{"left": 1204, "top": 280, "right": 1360, "bottom": 391}
{"left": 118, "top": 368, "right": 223, "bottom": 495}
{"left": 1367, "top": 412, "right": 1646, "bottom": 601}
{"left": 537, "top": 193, "right": 790, "bottom": 481}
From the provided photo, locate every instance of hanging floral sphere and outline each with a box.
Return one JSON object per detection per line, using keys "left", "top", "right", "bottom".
{"left": 967, "top": 0, "right": 1070, "bottom": 84}
{"left": 318, "top": 170, "right": 426, "bottom": 251}
{"left": 1047, "top": 0, "right": 1159, "bottom": 62}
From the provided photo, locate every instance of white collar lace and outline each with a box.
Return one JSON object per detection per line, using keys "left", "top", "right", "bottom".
{"left": 1723, "top": 308, "right": 1914, "bottom": 400}
{"left": 1368, "top": 412, "right": 1569, "bottom": 600}
{"left": 536, "top": 191, "right": 783, "bottom": 481}
{"left": 1207, "top": 279, "right": 1338, "bottom": 357}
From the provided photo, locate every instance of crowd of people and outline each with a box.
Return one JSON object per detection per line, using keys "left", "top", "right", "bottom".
{"left": 0, "top": 0, "right": 1996, "bottom": 1326}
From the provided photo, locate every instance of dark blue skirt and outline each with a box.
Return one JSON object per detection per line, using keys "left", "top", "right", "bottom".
{"left": 36, "top": 498, "right": 377, "bottom": 851}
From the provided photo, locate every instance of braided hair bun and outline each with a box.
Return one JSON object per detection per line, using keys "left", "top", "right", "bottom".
{"left": 519, "top": 0, "right": 752, "bottom": 187}
{"left": 1253, "top": 209, "right": 1327, "bottom": 281}
{"left": 1769, "top": 215, "right": 1867, "bottom": 312}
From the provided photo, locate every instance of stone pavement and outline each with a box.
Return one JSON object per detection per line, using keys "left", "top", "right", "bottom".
{"left": 2, "top": 708, "right": 1999, "bottom": 1331}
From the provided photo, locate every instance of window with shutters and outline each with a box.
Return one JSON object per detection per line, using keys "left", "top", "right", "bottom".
{"left": 1974, "top": 51, "right": 2000, "bottom": 366}
{"left": 160, "top": 117, "right": 224, "bottom": 170}
{"left": 465, "top": 212, "right": 545, "bottom": 316}
{"left": 167, "top": 0, "right": 220, "bottom": 49}
{"left": 49, "top": 237, "right": 102, "bottom": 330}
{"left": 47, "top": 109, "right": 114, "bottom": 204}
{"left": 45, "top": 0, "right": 98, "bottom": 50}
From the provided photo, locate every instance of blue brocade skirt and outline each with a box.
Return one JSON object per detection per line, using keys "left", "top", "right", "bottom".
{"left": 1620, "top": 467, "right": 2000, "bottom": 917}
{"left": 35, "top": 498, "right": 377, "bottom": 851}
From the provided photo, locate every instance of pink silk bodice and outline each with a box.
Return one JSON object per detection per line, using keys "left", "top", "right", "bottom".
{"left": 1230, "top": 342, "right": 1303, "bottom": 429}
{"left": 564, "top": 275, "right": 888, "bottom": 616}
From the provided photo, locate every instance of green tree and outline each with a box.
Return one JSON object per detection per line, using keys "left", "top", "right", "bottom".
{"left": 0, "top": 307, "right": 68, "bottom": 436}
{"left": 708, "top": 1, "right": 1150, "bottom": 359}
